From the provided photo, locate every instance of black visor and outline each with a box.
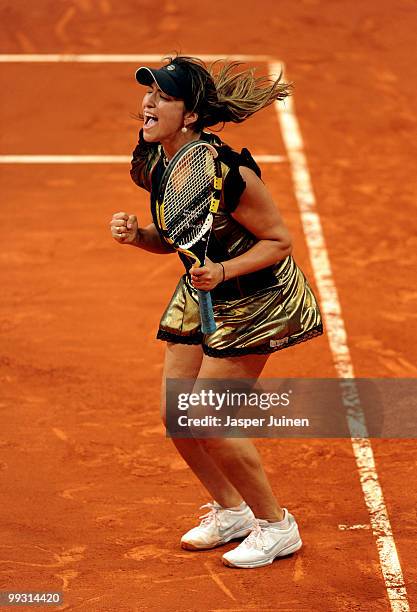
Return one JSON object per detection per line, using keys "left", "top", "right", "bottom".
{"left": 135, "top": 61, "right": 192, "bottom": 100}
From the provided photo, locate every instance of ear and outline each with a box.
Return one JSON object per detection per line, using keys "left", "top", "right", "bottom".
{"left": 183, "top": 110, "right": 199, "bottom": 129}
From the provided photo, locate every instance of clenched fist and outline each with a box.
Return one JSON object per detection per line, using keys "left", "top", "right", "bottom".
{"left": 110, "top": 212, "right": 138, "bottom": 244}
{"left": 190, "top": 257, "right": 225, "bottom": 291}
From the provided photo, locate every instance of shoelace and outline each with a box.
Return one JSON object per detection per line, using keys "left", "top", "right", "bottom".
{"left": 243, "top": 519, "right": 268, "bottom": 550}
{"left": 198, "top": 502, "right": 221, "bottom": 527}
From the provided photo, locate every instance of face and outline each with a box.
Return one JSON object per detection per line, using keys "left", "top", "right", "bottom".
{"left": 142, "top": 82, "right": 186, "bottom": 143}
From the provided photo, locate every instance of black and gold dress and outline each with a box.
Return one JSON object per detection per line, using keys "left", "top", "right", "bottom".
{"left": 130, "top": 129, "right": 323, "bottom": 358}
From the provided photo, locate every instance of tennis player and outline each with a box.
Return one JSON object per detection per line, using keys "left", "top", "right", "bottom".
{"left": 110, "top": 56, "right": 323, "bottom": 569}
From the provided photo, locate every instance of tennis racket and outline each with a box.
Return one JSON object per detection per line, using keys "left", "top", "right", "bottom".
{"left": 156, "top": 141, "right": 223, "bottom": 334}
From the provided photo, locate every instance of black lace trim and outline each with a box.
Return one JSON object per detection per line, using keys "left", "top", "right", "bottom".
{"left": 201, "top": 324, "right": 324, "bottom": 358}
{"left": 157, "top": 329, "right": 203, "bottom": 345}
{"left": 156, "top": 323, "right": 323, "bottom": 356}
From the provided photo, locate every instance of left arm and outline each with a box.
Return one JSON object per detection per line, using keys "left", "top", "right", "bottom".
{"left": 191, "top": 166, "right": 292, "bottom": 290}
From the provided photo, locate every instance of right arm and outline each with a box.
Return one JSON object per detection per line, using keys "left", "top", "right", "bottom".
{"left": 113, "top": 130, "right": 172, "bottom": 254}
{"left": 133, "top": 222, "right": 174, "bottom": 254}
{"left": 110, "top": 212, "right": 173, "bottom": 254}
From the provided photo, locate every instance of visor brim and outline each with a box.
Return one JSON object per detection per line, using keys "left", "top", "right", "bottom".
{"left": 135, "top": 66, "right": 181, "bottom": 98}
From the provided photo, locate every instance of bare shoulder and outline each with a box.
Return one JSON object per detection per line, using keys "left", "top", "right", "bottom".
{"left": 235, "top": 165, "right": 276, "bottom": 205}
{"left": 238, "top": 164, "right": 263, "bottom": 185}
{"left": 230, "top": 166, "right": 291, "bottom": 243}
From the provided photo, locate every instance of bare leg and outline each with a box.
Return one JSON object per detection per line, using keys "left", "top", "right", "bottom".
{"left": 195, "top": 353, "right": 284, "bottom": 522}
{"left": 161, "top": 342, "right": 242, "bottom": 508}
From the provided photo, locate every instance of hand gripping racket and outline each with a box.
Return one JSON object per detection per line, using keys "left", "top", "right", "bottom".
{"left": 156, "top": 141, "right": 223, "bottom": 334}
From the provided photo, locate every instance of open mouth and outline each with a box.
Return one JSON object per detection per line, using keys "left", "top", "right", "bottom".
{"left": 144, "top": 113, "right": 158, "bottom": 127}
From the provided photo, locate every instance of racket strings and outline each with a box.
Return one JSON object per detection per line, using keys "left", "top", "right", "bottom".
{"left": 164, "top": 148, "right": 216, "bottom": 244}
{"left": 170, "top": 150, "right": 212, "bottom": 208}
{"left": 166, "top": 174, "right": 210, "bottom": 230}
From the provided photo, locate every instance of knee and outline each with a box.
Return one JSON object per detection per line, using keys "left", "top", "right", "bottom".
{"left": 199, "top": 437, "right": 260, "bottom": 468}
{"left": 198, "top": 438, "right": 214, "bottom": 452}
{"left": 198, "top": 437, "right": 230, "bottom": 455}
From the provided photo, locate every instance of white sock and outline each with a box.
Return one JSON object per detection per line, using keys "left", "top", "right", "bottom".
{"left": 229, "top": 501, "right": 247, "bottom": 511}
{"left": 217, "top": 500, "right": 247, "bottom": 511}
{"left": 266, "top": 509, "right": 289, "bottom": 528}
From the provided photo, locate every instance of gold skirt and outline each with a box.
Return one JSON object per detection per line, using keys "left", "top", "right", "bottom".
{"left": 157, "top": 256, "right": 323, "bottom": 357}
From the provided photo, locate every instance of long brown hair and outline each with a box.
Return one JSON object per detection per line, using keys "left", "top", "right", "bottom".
{"left": 165, "top": 54, "right": 293, "bottom": 131}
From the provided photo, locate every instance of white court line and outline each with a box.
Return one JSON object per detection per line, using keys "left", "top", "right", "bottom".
{"left": 271, "top": 62, "right": 409, "bottom": 612}
{"left": 0, "top": 154, "right": 285, "bottom": 164}
{"left": 0, "top": 54, "right": 276, "bottom": 63}
{"left": 338, "top": 524, "right": 371, "bottom": 531}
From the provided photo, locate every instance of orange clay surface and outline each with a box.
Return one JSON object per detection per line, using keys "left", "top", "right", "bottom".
{"left": 1, "top": 1, "right": 417, "bottom": 610}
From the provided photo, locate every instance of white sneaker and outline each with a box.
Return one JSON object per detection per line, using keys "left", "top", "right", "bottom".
{"left": 222, "top": 508, "right": 302, "bottom": 568}
{"left": 181, "top": 501, "right": 255, "bottom": 550}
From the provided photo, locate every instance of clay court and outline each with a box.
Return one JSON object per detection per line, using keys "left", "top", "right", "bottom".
{"left": 1, "top": 1, "right": 417, "bottom": 610}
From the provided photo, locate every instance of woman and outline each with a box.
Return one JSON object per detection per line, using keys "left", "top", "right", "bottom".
{"left": 110, "top": 56, "right": 323, "bottom": 569}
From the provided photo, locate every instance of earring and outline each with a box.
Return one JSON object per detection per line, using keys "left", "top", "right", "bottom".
{"left": 181, "top": 126, "right": 188, "bottom": 133}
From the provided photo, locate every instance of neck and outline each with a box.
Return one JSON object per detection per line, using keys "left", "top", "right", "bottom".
{"left": 162, "top": 130, "right": 201, "bottom": 161}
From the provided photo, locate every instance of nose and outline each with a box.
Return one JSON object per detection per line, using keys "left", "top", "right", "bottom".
{"left": 143, "top": 90, "right": 157, "bottom": 108}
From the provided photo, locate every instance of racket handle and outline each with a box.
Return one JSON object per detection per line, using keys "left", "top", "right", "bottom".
{"left": 196, "top": 289, "right": 217, "bottom": 335}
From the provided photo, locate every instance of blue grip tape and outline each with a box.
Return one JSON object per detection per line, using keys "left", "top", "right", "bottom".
{"left": 196, "top": 289, "right": 217, "bottom": 335}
